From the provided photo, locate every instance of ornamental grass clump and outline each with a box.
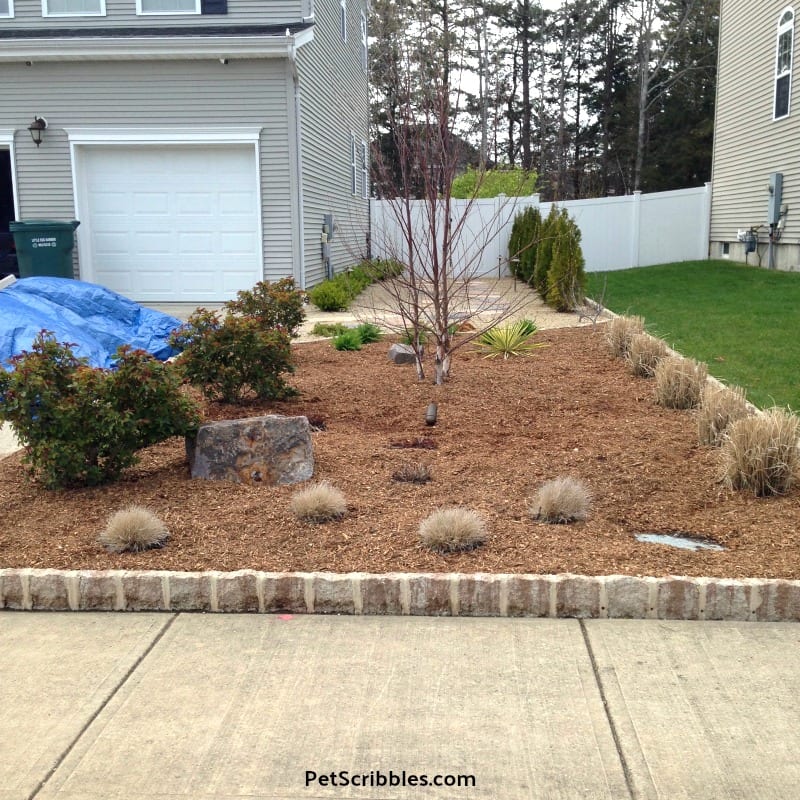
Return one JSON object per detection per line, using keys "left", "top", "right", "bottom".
{"left": 653, "top": 356, "right": 708, "bottom": 409}
{"left": 697, "top": 384, "right": 752, "bottom": 446}
{"left": 626, "top": 332, "right": 669, "bottom": 378}
{"left": 720, "top": 409, "right": 800, "bottom": 497}
{"left": 392, "top": 462, "right": 432, "bottom": 484}
{"left": 419, "top": 507, "right": 486, "bottom": 554}
{"left": 290, "top": 481, "right": 347, "bottom": 523}
{"left": 529, "top": 477, "right": 591, "bottom": 524}
{"left": 605, "top": 315, "right": 645, "bottom": 358}
{"left": 100, "top": 506, "right": 169, "bottom": 553}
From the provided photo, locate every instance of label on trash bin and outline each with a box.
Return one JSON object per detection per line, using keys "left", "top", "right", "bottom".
{"left": 31, "top": 237, "right": 57, "bottom": 248}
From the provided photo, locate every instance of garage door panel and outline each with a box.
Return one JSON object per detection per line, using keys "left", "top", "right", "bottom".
{"left": 80, "top": 145, "right": 262, "bottom": 302}
{"left": 177, "top": 194, "right": 216, "bottom": 215}
{"left": 178, "top": 233, "right": 215, "bottom": 254}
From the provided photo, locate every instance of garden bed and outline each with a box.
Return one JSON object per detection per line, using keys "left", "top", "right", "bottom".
{"left": 1, "top": 326, "right": 798, "bottom": 579}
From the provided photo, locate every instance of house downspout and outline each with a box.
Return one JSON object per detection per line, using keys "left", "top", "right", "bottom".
{"left": 288, "top": 41, "right": 306, "bottom": 289}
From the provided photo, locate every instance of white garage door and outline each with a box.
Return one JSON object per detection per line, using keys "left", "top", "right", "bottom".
{"left": 78, "top": 145, "right": 262, "bottom": 302}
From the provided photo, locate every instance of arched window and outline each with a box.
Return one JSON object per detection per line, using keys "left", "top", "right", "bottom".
{"left": 775, "top": 8, "right": 795, "bottom": 119}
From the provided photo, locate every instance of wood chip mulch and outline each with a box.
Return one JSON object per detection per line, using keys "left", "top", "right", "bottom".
{"left": 1, "top": 326, "right": 798, "bottom": 579}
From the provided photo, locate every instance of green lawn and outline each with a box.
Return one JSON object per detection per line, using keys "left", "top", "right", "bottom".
{"left": 587, "top": 260, "right": 800, "bottom": 410}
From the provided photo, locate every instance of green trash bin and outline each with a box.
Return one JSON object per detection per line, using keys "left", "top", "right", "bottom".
{"left": 9, "top": 220, "right": 80, "bottom": 279}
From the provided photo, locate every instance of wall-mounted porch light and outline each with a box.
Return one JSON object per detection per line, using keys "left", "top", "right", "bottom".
{"left": 27, "top": 117, "right": 47, "bottom": 147}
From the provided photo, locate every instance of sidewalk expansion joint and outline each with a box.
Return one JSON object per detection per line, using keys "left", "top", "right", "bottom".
{"left": 26, "top": 613, "right": 178, "bottom": 800}
{"left": 580, "top": 620, "right": 636, "bottom": 800}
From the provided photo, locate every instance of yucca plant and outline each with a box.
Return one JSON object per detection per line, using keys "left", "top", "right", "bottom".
{"left": 475, "top": 319, "right": 546, "bottom": 360}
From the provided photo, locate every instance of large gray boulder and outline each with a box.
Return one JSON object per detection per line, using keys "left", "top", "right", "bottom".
{"left": 388, "top": 343, "right": 420, "bottom": 365}
{"left": 186, "top": 415, "right": 314, "bottom": 486}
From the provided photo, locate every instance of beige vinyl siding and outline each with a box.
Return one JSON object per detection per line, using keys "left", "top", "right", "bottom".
{"left": 0, "top": 58, "right": 296, "bottom": 282}
{"left": 295, "top": 0, "right": 368, "bottom": 286}
{"left": 711, "top": 0, "right": 800, "bottom": 244}
{"left": 2, "top": 0, "right": 306, "bottom": 28}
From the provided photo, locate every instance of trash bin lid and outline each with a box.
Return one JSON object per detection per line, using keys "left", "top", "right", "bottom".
{"left": 9, "top": 220, "right": 80, "bottom": 230}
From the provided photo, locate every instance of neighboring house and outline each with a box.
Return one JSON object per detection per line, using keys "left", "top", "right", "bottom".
{"left": 0, "top": 0, "right": 370, "bottom": 301}
{"left": 711, "top": 2, "right": 800, "bottom": 269}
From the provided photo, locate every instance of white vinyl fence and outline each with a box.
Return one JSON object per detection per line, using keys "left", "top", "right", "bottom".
{"left": 370, "top": 183, "right": 711, "bottom": 276}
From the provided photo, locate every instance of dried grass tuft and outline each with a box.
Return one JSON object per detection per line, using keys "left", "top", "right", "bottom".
{"left": 605, "top": 315, "right": 645, "bottom": 358}
{"left": 653, "top": 356, "right": 708, "bottom": 409}
{"left": 697, "top": 384, "right": 752, "bottom": 446}
{"left": 100, "top": 506, "right": 169, "bottom": 553}
{"left": 392, "top": 462, "right": 432, "bottom": 484}
{"left": 626, "top": 332, "right": 669, "bottom": 378}
{"left": 290, "top": 481, "right": 347, "bottom": 523}
{"left": 419, "top": 507, "right": 487, "bottom": 553}
{"left": 529, "top": 477, "right": 591, "bottom": 524}
{"left": 720, "top": 408, "right": 800, "bottom": 496}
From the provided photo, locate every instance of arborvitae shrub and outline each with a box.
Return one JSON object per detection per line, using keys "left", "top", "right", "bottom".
{"left": 508, "top": 206, "right": 542, "bottom": 283}
{"left": 533, "top": 205, "right": 561, "bottom": 297}
{"left": 545, "top": 213, "right": 586, "bottom": 312}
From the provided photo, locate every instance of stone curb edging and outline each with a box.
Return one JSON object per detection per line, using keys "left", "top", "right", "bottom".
{"left": 2, "top": 569, "right": 800, "bottom": 621}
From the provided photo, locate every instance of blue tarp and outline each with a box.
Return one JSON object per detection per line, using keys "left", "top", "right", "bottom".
{"left": 0, "top": 277, "right": 183, "bottom": 370}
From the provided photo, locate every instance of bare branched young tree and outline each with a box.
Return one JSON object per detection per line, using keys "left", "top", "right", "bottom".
{"left": 369, "top": 5, "right": 532, "bottom": 385}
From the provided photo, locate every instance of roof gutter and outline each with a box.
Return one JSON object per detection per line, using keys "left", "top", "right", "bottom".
{"left": 0, "top": 27, "right": 314, "bottom": 63}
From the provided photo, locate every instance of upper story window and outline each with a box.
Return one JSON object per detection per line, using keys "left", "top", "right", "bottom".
{"left": 775, "top": 8, "right": 795, "bottom": 119}
{"left": 360, "top": 10, "right": 368, "bottom": 71}
{"left": 340, "top": 0, "right": 347, "bottom": 42}
{"left": 43, "top": 0, "right": 104, "bottom": 15}
{"left": 0, "top": 0, "right": 14, "bottom": 18}
{"left": 138, "top": 0, "right": 199, "bottom": 13}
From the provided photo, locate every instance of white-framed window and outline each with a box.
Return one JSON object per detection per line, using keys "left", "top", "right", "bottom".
{"left": 340, "top": 0, "right": 347, "bottom": 41}
{"left": 350, "top": 133, "right": 357, "bottom": 195}
{"left": 360, "top": 10, "right": 368, "bottom": 71}
{"left": 43, "top": 0, "right": 104, "bottom": 14}
{"left": 137, "top": 0, "right": 199, "bottom": 14}
{"left": 775, "top": 7, "right": 795, "bottom": 119}
{"left": 0, "top": 0, "right": 14, "bottom": 18}
{"left": 361, "top": 140, "right": 369, "bottom": 199}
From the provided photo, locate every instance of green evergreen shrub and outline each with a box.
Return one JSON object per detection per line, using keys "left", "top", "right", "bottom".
{"left": 332, "top": 329, "right": 363, "bottom": 350}
{"left": 545, "top": 213, "right": 586, "bottom": 311}
{"left": 170, "top": 309, "right": 296, "bottom": 403}
{"left": 0, "top": 334, "right": 199, "bottom": 489}
{"left": 532, "top": 205, "right": 561, "bottom": 298}
{"left": 310, "top": 322, "right": 349, "bottom": 338}
{"left": 355, "top": 322, "right": 382, "bottom": 343}
{"left": 225, "top": 278, "right": 306, "bottom": 337}
{"left": 308, "top": 280, "right": 350, "bottom": 312}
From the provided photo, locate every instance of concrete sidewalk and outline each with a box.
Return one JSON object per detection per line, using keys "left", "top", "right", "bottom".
{"left": 1, "top": 615, "right": 798, "bottom": 800}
